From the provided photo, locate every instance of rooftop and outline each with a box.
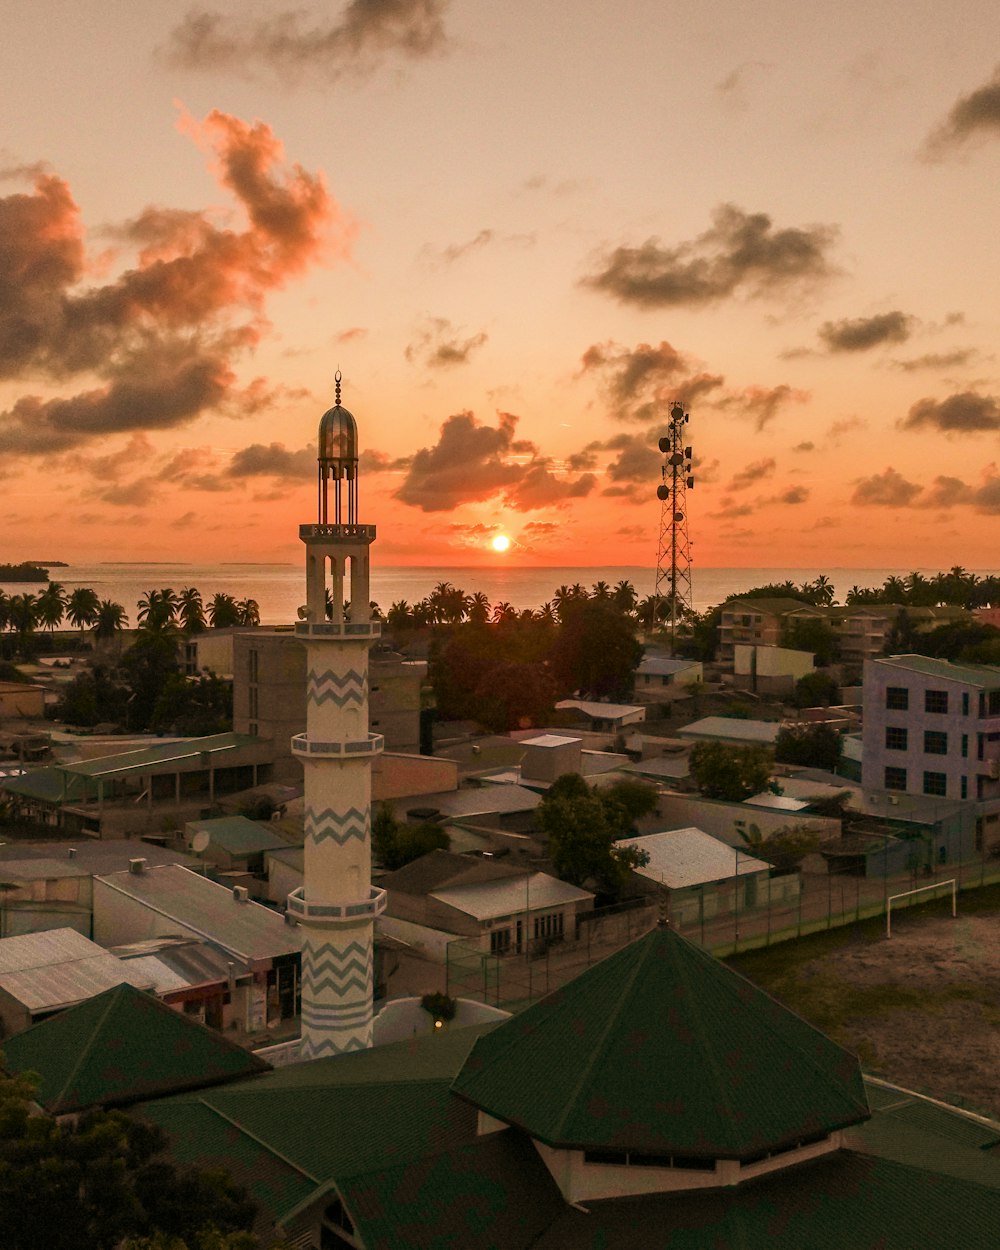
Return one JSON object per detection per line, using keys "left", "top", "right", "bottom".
{"left": 430, "top": 872, "right": 592, "bottom": 922}
{"left": 676, "top": 716, "right": 782, "bottom": 745}
{"left": 186, "top": 814, "right": 290, "bottom": 856}
{"left": 622, "top": 828, "right": 772, "bottom": 890}
{"left": 95, "top": 864, "right": 301, "bottom": 963}
{"left": 0, "top": 927, "right": 154, "bottom": 1014}
{"left": 873, "top": 654, "right": 1000, "bottom": 688}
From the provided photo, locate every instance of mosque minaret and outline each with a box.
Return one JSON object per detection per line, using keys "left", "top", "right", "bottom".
{"left": 286, "top": 373, "right": 385, "bottom": 1057}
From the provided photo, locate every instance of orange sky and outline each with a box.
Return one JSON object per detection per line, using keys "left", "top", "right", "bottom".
{"left": 3, "top": 2, "right": 1000, "bottom": 569}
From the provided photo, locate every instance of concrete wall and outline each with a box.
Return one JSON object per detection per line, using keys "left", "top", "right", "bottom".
{"left": 372, "top": 752, "right": 458, "bottom": 802}
{"left": 376, "top": 915, "right": 462, "bottom": 961}
{"left": 0, "top": 683, "right": 46, "bottom": 718}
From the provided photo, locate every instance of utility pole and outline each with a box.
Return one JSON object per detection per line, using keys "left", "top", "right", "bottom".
{"left": 654, "top": 402, "right": 695, "bottom": 654}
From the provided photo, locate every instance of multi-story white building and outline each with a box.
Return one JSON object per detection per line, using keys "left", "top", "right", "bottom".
{"left": 862, "top": 655, "right": 1000, "bottom": 846}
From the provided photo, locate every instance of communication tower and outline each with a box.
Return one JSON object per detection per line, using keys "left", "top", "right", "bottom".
{"left": 654, "top": 402, "right": 695, "bottom": 652}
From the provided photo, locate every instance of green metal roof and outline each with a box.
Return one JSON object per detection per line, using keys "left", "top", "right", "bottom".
{"left": 530, "top": 1152, "right": 1000, "bottom": 1249}
{"left": 452, "top": 923, "right": 870, "bottom": 1158}
{"left": 0, "top": 766, "right": 88, "bottom": 803}
{"left": 3, "top": 982, "right": 269, "bottom": 1114}
{"left": 875, "top": 655, "right": 1000, "bottom": 688}
{"left": 65, "top": 732, "right": 262, "bottom": 779}
{"left": 187, "top": 815, "right": 288, "bottom": 856}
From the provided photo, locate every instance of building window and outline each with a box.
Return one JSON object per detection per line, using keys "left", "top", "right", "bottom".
{"left": 885, "top": 727, "right": 908, "bottom": 751}
{"left": 490, "top": 928, "right": 511, "bottom": 955}
{"left": 884, "top": 766, "right": 907, "bottom": 791}
{"left": 249, "top": 687, "right": 259, "bottom": 719}
{"left": 990, "top": 690, "right": 1000, "bottom": 716}
{"left": 533, "top": 911, "right": 565, "bottom": 942}
{"left": 963, "top": 692, "right": 970, "bottom": 716}
{"left": 923, "top": 771, "right": 947, "bottom": 797}
{"left": 961, "top": 734, "right": 968, "bottom": 758}
{"left": 925, "top": 689, "right": 948, "bottom": 714}
{"left": 886, "top": 687, "right": 909, "bottom": 710}
{"left": 961, "top": 776, "right": 968, "bottom": 799}
{"left": 249, "top": 649, "right": 259, "bottom": 683}
{"left": 923, "top": 730, "right": 947, "bottom": 755}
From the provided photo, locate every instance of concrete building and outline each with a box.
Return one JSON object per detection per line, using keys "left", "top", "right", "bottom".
{"left": 0, "top": 680, "right": 46, "bottom": 719}
{"left": 862, "top": 656, "right": 1000, "bottom": 847}
{"left": 718, "top": 598, "right": 822, "bottom": 664}
{"left": 676, "top": 716, "right": 782, "bottom": 749}
{"left": 233, "top": 628, "right": 422, "bottom": 784}
{"left": 733, "top": 643, "right": 814, "bottom": 696}
{"left": 633, "top": 655, "right": 703, "bottom": 703}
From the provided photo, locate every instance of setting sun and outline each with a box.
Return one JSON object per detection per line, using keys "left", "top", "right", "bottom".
{"left": 491, "top": 534, "right": 511, "bottom": 553}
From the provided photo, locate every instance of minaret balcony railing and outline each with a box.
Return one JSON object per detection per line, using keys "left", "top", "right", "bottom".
{"left": 300, "top": 523, "right": 377, "bottom": 541}
{"left": 286, "top": 885, "right": 387, "bottom": 923}
{"left": 291, "top": 732, "right": 384, "bottom": 759}
{"left": 295, "top": 620, "right": 382, "bottom": 640}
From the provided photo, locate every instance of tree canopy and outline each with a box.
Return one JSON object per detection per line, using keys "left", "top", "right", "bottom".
{"left": 688, "top": 741, "right": 775, "bottom": 802}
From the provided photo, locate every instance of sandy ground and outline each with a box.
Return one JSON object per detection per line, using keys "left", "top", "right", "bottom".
{"left": 787, "top": 912, "right": 1000, "bottom": 1118}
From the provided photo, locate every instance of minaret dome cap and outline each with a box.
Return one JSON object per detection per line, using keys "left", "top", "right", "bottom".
{"left": 318, "top": 372, "right": 358, "bottom": 471}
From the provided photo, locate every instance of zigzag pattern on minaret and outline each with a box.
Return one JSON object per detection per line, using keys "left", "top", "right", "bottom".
{"left": 302, "top": 941, "right": 372, "bottom": 998}
{"left": 307, "top": 667, "right": 367, "bottom": 707}
{"left": 304, "top": 804, "right": 370, "bottom": 844}
{"left": 302, "top": 1035, "right": 369, "bottom": 1057}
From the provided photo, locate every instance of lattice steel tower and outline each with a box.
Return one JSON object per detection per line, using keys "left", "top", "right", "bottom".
{"left": 654, "top": 402, "right": 695, "bottom": 652}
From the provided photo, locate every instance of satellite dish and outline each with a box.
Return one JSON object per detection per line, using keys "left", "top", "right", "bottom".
{"left": 191, "top": 830, "right": 210, "bottom": 854}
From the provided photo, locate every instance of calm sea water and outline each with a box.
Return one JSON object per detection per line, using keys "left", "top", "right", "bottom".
{"left": 4, "top": 564, "right": 996, "bottom": 626}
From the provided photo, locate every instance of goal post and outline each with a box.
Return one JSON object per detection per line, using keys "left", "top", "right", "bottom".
{"left": 886, "top": 879, "right": 956, "bottom": 938}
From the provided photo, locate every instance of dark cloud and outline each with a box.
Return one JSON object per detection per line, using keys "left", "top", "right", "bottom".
{"left": 0, "top": 111, "right": 346, "bottom": 458}
{"left": 164, "top": 0, "right": 449, "bottom": 84}
{"left": 405, "top": 317, "right": 488, "bottom": 369}
{"left": 793, "top": 441, "right": 815, "bottom": 452}
{"left": 827, "top": 416, "right": 867, "bottom": 441}
{"left": 922, "top": 475, "right": 974, "bottom": 507}
{"left": 711, "top": 500, "right": 754, "bottom": 519}
{"left": 851, "top": 468, "right": 922, "bottom": 507}
{"left": 580, "top": 339, "right": 723, "bottom": 423}
{"left": 715, "top": 61, "right": 771, "bottom": 110}
{"left": 582, "top": 204, "right": 837, "bottom": 309}
{"left": 616, "top": 525, "right": 645, "bottom": 538}
{"left": 923, "top": 66, "right": 1000, "bottom": 157}
{"left": 229, "top": 442, "right": 316, "bottom": 479}
{"left": 893, "top": 349, "right": 977, "bottom": 372}
{"left": 727, "top": 458, "right": 776, "bottom": 492}
{"left": 818, "top": 310, "right": 914, "bottom": 352}
{"left": 718, "top": 383, "right": 809, "bottom": 430}
{"left": 900, "top": 391, "right": 1000, "bottom": 434}
{"left": 769, "top": 485, "right": 809, "bottom": 504}
{"left": 438, "top": 230, "right": 494, "bottom": 263}
{"left": 394, "top": 410, "right": 592, "bottom": 513}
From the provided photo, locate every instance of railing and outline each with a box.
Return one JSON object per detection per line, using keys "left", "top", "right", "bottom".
{"left": 299, "top": 523, "right": 376, "bottom": 540}
{"left": 294, "top": 621, "right": 382, "bottom": 639}
{"left": 291, "top": 733, "right": 384, "bottom": 758}
{"left": 286, "top": 885, "right": 387, "bottom": 922}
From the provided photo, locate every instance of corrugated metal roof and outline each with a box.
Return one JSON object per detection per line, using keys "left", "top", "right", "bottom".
{"left": 623, "top": 828, "right": 771, "bottom": 890}
{"left": 113, "top": 954, "right": 190, "bottom": 994}
{"left": 66, "top": 732, "right": 264, "bottom": 778}
{"left": 0, "top": 839, "right": 197, "bottom": 873}
{"left": 431, "top": 873, "right": 593, "bottom": 921}
{"left": 623, "top": 756, "right": 691, "bottom": 780}
{"left": 743, "top": 793, "right": 811, "bottom": 811}
{"left": 874, "top": 655, "right": 1000, "bottom": 687}
{"left": 677, "top": 716, "right": 781, "bottom": 744}
{"left": 95, "top": 865, "right": 301, "bottom": 961}
{"left": 0, "top": 927, "right": 155, "bottom": 1011}
{"left": 186, "top": 815, "right": 289, "bottom": 855}
{"left": 637, "top": 656, "right": 700, "bottom": 676}
{"left": 555, "top": 700, "right": 645, "bottom": 720}
{"left": 520, "top": 734, "right": 582, "bottom": 749}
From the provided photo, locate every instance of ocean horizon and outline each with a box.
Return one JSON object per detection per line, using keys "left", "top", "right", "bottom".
{"left": 4, "top": 562, "right": 998, "bottom": 626}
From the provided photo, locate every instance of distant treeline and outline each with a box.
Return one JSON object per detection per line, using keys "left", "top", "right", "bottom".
{"left": 0, "top": 563, "right": 50, "bottom": 583}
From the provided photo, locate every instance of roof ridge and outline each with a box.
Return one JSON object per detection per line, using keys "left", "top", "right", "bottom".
{"left": 549, "top": 933, "right": 654, "bottom": 1141}
{"left": 185, "top": 1095, "right": 323, "bottom": 1184}
{"left": 50, "top": 983, "right": 127, "bottom": 1114}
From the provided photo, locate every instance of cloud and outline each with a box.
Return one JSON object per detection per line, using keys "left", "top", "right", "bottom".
{"left": 437, "top": 229, "right": 494, "bottom": 263}
{"left": 827, "top": 416, "right": 867, "bottom": 442}
{"left": 394, "top": 410, "right": 590, "bottom": 512}
{"left": 335, "top": 326, "right": 367, "bottom": 343}
{"left": 715, "top": 61, "right": 771, "bottom": 110}
{"left": 0, "top": 110, "right": 348, "bottom": 457}
{"left": 768, "top": 485, "right": 810, "bottom": 504}
{"left": 582, "top": 203, "right": 837, "bottom": 309}
{"left": 900, "top": 390, "right": 1000, "bottom": 434}
{"left": 718, "top": 383, "right": 809, "bottom": 430}
{"left": 711, "top": 500, "right": 754, "bottom": 519}
{"left": 818, "top": 310, "right": 914, "bottom": 352}
{"left": 163, "top": 0, "right": 449, "bottom": 84}
{"left": 922, "top": 66, "right": 1000, "bottom": 157}
{"left": 580, "top": 339, "right": 723, "bottom": 422}
{"left": 405, "top": 317, "right": 488, "bottom": 368}
{"left": 229, "top": 442, "right": 316, "bottom": 479}
{"left": 793, "top": 441, "right": 815, "bottom": 452}
{"left": 851, "top": 467, "right": 922, "bottom": 507}
{"left": 893, "top": 349, "right": 977, "bottom": 372}
{"left": 727, "top": 458, "right": 776, "bottom": 492}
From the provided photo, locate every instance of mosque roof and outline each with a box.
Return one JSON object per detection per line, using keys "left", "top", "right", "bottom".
{"left": 451, "top": 922, "right": 870, "bottom": 1158}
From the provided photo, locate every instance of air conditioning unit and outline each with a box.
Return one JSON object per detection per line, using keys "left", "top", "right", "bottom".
{"left": 888, "top": 796, "right": 900, "bottom": 806}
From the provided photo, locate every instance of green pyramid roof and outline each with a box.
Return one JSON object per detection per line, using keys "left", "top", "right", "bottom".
{"left": 452, "top": 923, "right": 869, "bottom": 1159}
{"left": 3, "top": 982, "right": 269, "bottom": 1114}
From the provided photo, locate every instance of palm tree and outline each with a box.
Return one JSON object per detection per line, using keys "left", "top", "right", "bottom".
{"left": 467, "top": 592, "right": 491, "bottom": 625}
{"left": 237, "top": 598, "right": 260, "bottom": 626}
{"left": 492, "top": 601, "right": 516, "bottom": 623}
{"left": 612, "top": 580, "right": 638, "bottom": 615}
{"left": 387, "top": 600, "right": 412, "bottom": 631}
{"left": 93, "top": 599, "right": 128, "bottom": 642}
{"left": 208, "top": 592, "right": 241, "bottom": 628}
{"left": 590, "top": 580, "right": 611, "bottom": 602}
{"left": 8, "top": 594, "right": 39, "bottom": 653}
{"left": 137, "top": 588, "right": 177, "bottom": 631}
{"left": 881, "top": 575, "right": 907, "bottom": 604}
{"left": 178, "top": 587, "right": 206, "bottom": 634}
{"left": 66, "top": 587, "right": 100, "bottom": 634}
{"left": 36, "top": 582, "right": 66, "bottom": 632}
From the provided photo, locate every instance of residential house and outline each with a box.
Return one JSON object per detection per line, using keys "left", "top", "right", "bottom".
{"left": 633, "top": 655, "right": 703, "bottom": 704}
{"left": 717, "top": 598, "right": 822, "bottom": 664}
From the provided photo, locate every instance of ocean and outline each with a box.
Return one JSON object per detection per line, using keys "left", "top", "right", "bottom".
{"left": 4, "top": 563, "right": 996, "bottom": 626}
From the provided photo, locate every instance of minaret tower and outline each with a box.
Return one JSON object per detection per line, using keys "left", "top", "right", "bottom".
{"left": 287, "top": 373, "right": 385, "bottom": 1058}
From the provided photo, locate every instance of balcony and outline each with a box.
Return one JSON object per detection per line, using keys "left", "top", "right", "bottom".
{"left": 295, "top": 620, "right": 382, "bottom": 640}
{"left": 291, "top": 733, "right": 384, "bottom": 759}
{"left": 286, "top": 885, "right": 387, "bottom": 923}
{"left": 300, "top": 523, "right": 376, "bottom": 541}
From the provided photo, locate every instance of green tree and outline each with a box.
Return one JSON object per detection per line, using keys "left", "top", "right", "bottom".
{"left": 551, "top": 599, "right": 642, "bottom": 699}
{"left": 152, "top": 672, "right": 233, "bottom": 736}
{"left": 792, "top": 670, "right": 839, "bottom": 708}
{"left": 537, "top": 773, "right": 650, "bottom": 898}
{"left": 774, "top": 723, "right": 843, "bottom": 772}
{"left": 36, "top": 582, "right": 67, "bottom": 631}
{"left": 67, "top": 586, "right": 101, "bottom": 634}
{"left": 780, "top": 617, "right": 838, "bottom": 665}
{"left": 688, "top": 741, "right": 774, "bottom": 802}
{"left": 93, "top": 599, "right": 129, "bottom": 648}
{"left": 735, "top": 820, "right": 822, "bottom": 871}
{"left": 178, "top": 588, "right": 206, "bottom": 635}
{"left": 55, "top": 665, "right": 127, "bottom": 728}
{"left": 601, "top": 779, "right": 659, "bottom": 833}
{"left": 119, "top": 631, "right": 182, "bottom": 732}
{"left": 207, "top": 593, "right": 241, "bottom": 628}
{"left": 372, "top": 802, "right": 450, "bottom": 871}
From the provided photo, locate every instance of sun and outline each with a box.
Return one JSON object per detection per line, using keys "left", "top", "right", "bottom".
{"left": 491, "top": 533, "right": 511, "bottom": 553}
